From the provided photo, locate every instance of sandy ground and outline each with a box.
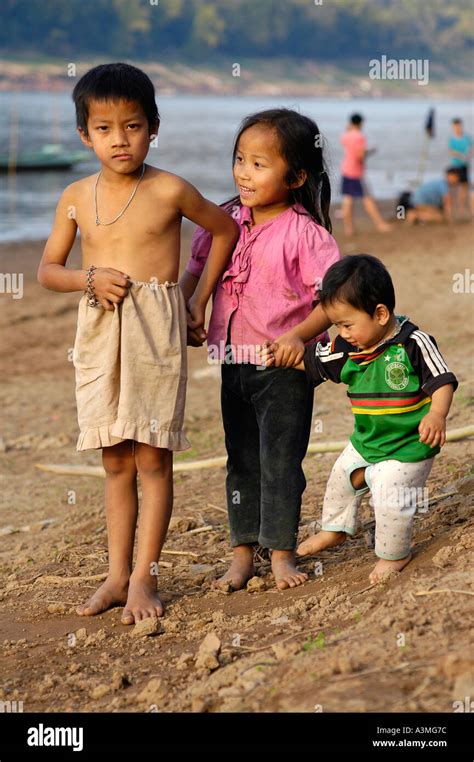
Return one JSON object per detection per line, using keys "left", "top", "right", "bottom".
{"left": 0, "top": 205, "right": 473, "bottom": 714}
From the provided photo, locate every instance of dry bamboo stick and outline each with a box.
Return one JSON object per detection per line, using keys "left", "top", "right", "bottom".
{"left": 161, "top": 549, "right": 199, "bottom": 559}
{"left": 414, "top": 588, "right": 474, "bottom": 597}
{"left": 34, "top": 573, "right": 107, "bottom": 585}
{"left": 34, "top": 424, "right": 474, "bottom": 479}
{"left": 185, "top": 524, "right": 224, "bottom": 536}
{"left": 206, "top": 503, "right": 228, "bottom": 515}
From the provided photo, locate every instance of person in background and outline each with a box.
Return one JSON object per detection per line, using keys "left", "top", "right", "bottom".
{"left": 404, "top": 168, "right": 459, "bottom": 224}
{"left": 448, "top": 117, "right": 472, "bottom": 217}
{"left": 340, "top": 113, "right": 391, "bottom": 236}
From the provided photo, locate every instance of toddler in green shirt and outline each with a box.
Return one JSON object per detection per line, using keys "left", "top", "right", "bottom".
{"left": 263, "top": 254, "right": 457, "bottom": 583}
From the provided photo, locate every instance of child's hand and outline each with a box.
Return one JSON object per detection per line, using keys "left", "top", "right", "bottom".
{"left": 184, "top": 288, "right": 207, "bottom": 345}
{"left": 92, "top": 268, "right": 131, "bottom": 312}
{"left": 418, "top": 411, "right": 447, "bottom": 448}
{"left": 186, "top": 295, "right": 207, "bottom": 336}
{"left": 259, "top": 340, "right": 278, "bottom": 366}
{"left": 272, "top": 331, "right": 305, "bottom": 367}
{"left": 186, "top": 325, "right": 207, "bottom": 347}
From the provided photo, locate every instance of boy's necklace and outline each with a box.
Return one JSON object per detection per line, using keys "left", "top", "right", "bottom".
{"left": 94, "top": 164, "right": 145, "bottom": 226}
{"left": 368, "top": 322, "right": 401, "bottom": 352}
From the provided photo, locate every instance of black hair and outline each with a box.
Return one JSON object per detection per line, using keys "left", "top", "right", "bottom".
{"left": 451, "top": 117, "right": 462, "bottom": 124}
{"left": 72, "top": 63, "right": 159, "bottom": 136}
{"left": 445, "top": 166, "right": 460, "bottom": 176}
{"left": 319, "top": 254, "right": 395, "bottom": 315}
{"left": 226, "top": 108, "right": 332, "bottom": 232}
{"left": 350, "top": 113, "right": 363, "bottom": 125}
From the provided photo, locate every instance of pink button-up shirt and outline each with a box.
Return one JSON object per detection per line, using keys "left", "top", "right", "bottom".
{"left": 186, "top": 201, "right": 341, "bottom": 364}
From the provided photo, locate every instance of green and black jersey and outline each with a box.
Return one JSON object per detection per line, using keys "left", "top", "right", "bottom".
{"left": 304, "top": 317, "right": 458, "bottom": 463}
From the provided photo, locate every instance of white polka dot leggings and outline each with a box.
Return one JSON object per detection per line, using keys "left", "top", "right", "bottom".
{"left": 321, "top": 442, "right": 434, "bottom": 560}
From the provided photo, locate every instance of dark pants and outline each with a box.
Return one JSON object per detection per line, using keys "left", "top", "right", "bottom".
{"left": 221, "top": 362, "right": 314, "bottom": 550}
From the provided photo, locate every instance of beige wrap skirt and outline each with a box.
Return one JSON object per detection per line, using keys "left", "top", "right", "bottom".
{"left": 73, "top": 280, "right": 190, "bottom": 451}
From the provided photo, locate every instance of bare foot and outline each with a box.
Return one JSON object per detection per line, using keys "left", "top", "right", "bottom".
{"left": 376, "top": 222, "right": 392, "bottom": 232}
{"left": 76, "top": 576, "right": 129, "bottom": 617}
{"left": 213, "top": 545, "right": 255, "bottom": 591}
{"left": 369, "top": 554, "right": 412, "bottom": 584}
{"left": 271, "top": 550, "right": 308, "bottom": 590}
{"left": 296, "top": 530, "right": 346, "bottom": 557}
{"left": 121, "top": 575, "right": 164, "bottom": 624}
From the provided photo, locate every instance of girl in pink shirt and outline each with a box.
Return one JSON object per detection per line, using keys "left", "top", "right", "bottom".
{"left": 181, "top": 108, "right": 340, "bottom": 591}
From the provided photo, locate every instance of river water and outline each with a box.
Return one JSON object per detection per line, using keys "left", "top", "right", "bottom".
{"left": 0, "top": 93, "right": 472, "bottom": 242}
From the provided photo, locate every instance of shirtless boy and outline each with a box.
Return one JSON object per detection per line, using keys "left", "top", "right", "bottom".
{"left": 37, "top": 63, "right": 239, "bottom": 623}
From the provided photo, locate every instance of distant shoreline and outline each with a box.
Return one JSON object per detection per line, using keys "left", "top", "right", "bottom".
{"left": 0, "top": 58, "right": 472, "bottom": 98}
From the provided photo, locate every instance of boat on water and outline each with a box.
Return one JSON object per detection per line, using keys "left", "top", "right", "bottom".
{"left": 0, "top": 144, "right": 90, "bottom": 172}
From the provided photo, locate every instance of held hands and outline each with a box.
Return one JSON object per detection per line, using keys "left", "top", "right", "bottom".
{"left": 186, "top": 326, "right": 207, "bottom": 347}
{"left": 185, "top": 294, "right": 208, "bottom": 347}
{"left": 91, "top": 268, "right": 131, "bottom": 312}
{"left": 264, "top": 331, "right": 305, "bottom": 368}
{"left": 260, "top": 331, "right": 305, "bottom": 368}
{"left": 418, "top": 410, "right": 447, "bottom": 448}
{"left": 260, "top": 340, "right": 278, "bottom": 367}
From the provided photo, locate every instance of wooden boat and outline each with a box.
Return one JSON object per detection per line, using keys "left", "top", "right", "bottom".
{"left": 0, "top": 144, "right": 90, "bottom": 172}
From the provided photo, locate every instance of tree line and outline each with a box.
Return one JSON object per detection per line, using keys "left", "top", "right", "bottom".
{"left": 2, "top": 0, "right": 472, "bottom": 62}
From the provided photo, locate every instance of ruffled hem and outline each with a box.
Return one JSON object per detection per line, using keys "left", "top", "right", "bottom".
{"left": 76, "top": 419, "right": 191, "bottom": 452}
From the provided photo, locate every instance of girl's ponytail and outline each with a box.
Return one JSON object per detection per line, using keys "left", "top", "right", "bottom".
{"left": 319, "top": 170, "right": 332, "bottom": 233}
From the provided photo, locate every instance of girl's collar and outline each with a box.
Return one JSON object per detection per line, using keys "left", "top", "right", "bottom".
{"left": 240, "top": 201, "right": 309, "bottom": 228}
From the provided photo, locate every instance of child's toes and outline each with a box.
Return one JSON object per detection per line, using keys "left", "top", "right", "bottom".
{"left": 121, "top": 608, "right": 135, "bottom": 625}
{"left": 294, "top": 573, "right": 308, "bottom": 586}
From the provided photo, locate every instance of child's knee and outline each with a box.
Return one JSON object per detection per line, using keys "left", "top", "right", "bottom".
{"left": 135, "top": 445, "right": 172, "bottom": 478}
{"left": 350, "top": 467, "right": 367, "bottom": 490}
{"left": 102, "top": 442, "right": 137, "bottom": 477}
{"left": 327, "top": 464, "right": 352, "bottom": 497}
